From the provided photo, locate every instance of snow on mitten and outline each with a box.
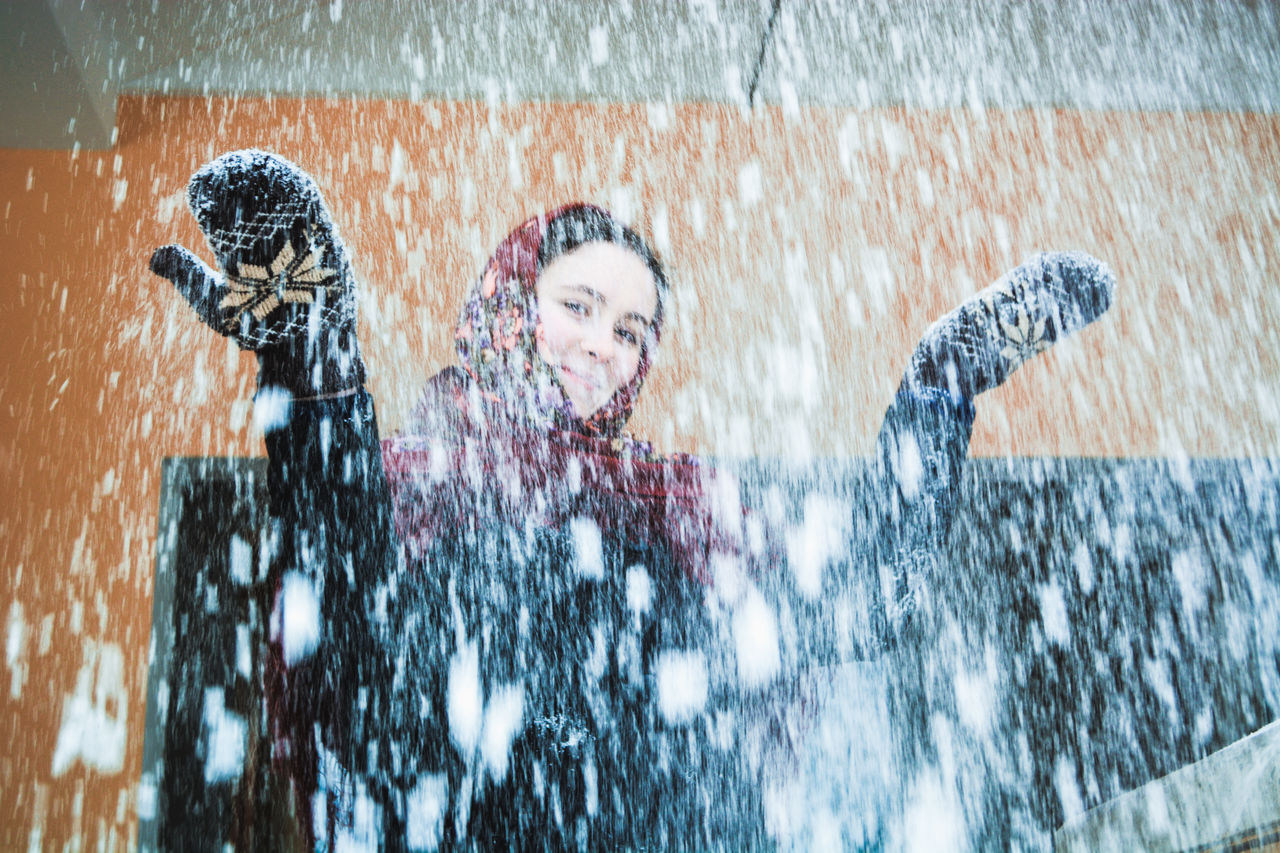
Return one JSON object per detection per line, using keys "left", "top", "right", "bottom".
{"left": 150, "top": 149, "right": 364, "bottom": 397}
{"left": 906, "top": 251, "right": 1115, "bottom": 398}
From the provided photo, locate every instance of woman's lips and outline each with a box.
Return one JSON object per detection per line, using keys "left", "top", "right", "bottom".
{"left": 556, "top": 364, "right": 601, "bottom": 392}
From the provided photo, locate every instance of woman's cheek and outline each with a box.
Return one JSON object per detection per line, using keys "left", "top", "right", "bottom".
{"left": 535, "top": 313, "right": 567, "bottom": 360}
{"left": 617, "top": 350, "right": 642, "bottom": 386}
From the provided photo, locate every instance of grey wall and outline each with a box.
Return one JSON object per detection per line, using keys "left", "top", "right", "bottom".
{"left": 5, "top": 0, "right": 1279, "bottom": 150}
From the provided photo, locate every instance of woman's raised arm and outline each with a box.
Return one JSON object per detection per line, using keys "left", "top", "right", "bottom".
{"left": 874, "top": 251, "right": 1117, "bottom": 637}
{"left": 149, "top": 151, "right": 414, "bottom": 842}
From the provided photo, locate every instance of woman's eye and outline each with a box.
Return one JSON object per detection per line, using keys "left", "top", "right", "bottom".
{"left": 615, "top": 327, "right": 639, "bottom": 346}
{"left": 564, "top": 301, "right": 588, "bottom": 316}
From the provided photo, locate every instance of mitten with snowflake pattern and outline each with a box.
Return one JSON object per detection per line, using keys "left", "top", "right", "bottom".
{"left": 905, "top": 251, "right": 1115, "bottom": 398}
{"left": 150, "top": 149, "right": 365, "bottom": 397}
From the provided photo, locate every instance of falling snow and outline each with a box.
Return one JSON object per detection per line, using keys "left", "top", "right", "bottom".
{"left": 5, "top": 2, "right": 1280, "bottom": 851}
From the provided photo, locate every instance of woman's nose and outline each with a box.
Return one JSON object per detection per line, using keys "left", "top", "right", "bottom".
{"left": 581, "top": 324, "right": 614, "bottom": 360}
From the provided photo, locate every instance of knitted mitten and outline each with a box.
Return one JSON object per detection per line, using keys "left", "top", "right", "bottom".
{"left": 906, "top": 251, "right": 1115, "bottom": 398}
{"left": 150, "top": 149, "right": 364, "bottom": 397}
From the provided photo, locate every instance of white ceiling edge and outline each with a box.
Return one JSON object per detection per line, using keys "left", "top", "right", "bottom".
{"left": 4, "top": 0, "right": 1279, "bottom": 151}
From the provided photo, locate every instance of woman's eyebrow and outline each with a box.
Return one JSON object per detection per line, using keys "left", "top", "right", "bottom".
{"left": 566, "top": 284, "right": 604, "bottom": 303}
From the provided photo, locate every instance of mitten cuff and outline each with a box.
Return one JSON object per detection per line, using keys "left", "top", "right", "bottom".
{"left": 255, "top": 330, "right": 366, "bottom": 398}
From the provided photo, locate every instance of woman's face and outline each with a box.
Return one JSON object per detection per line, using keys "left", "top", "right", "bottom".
{"left": 534, "top": 241, "right": 659, "bottom": 419}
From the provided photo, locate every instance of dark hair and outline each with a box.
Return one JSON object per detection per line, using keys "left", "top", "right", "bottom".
{"left": 537, "top": 206, "right": 670, "bottom": 331}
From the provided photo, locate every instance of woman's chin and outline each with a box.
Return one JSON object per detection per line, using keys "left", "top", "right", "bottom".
{"left": 557, "top": 375, "right": 604, "bottom": 419}
{"left": 567, "top": 396, "right": 601, "bottom": 421}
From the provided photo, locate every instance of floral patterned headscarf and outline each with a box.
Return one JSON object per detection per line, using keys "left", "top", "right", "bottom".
{"left": 453, "top": 203, "right": 667, "bottom": 439}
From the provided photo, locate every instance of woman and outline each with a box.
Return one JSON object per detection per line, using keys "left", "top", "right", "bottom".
{"left": 151, "top": 150, "right": 1113, "bottom": 850}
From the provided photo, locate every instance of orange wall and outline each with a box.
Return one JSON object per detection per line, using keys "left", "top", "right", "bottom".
{"left": 1, "top": 94, "right": 1277, "bottom": 848}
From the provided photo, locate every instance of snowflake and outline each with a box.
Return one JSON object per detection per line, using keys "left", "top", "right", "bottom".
{"left": 221, "top": 236, "right": 337, "bottom": 325}
{"left": 983, "top": 282, "right": 1051, "bottom": 364}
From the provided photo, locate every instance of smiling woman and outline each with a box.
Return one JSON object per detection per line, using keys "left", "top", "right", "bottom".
{"left": 449, "top": 202, "right": 672, "bottom": 444}
{"left": 149, "top": 149, "right": 1115, "bottom": 849}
